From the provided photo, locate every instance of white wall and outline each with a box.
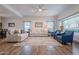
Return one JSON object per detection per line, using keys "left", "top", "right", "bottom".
{"left": 2, "top": 16, "right": 56, "bottom": 33}
{"left": 2, "top": 18, "right": 24, "bottom": 31}
{"left": 0, "top": 18, "right": 1, "bottom": 22}
{"left": 0, "top": 17, "right": 2, "bottom": 22}
{"left": 24, "top": 17, "right": 54, "bottom": 34}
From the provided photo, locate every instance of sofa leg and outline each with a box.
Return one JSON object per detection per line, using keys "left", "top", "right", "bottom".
{"left": 62, "top": 42, "right": 65, "bottom": 44}
{"left": 71, "top": 42, "right": 72, "bottom": 45}
{"left": 62, "top": 42, "right": 64, "bottom": 44}
{"left": 62, "top": 42, "right": 67, "bottom": 45}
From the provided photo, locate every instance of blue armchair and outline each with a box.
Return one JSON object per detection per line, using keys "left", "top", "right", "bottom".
{"left": 57, "top": 31, "right": 74, "bottom": 45}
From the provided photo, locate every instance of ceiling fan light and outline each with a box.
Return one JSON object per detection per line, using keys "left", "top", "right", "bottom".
{"left": 32, "top": 9, "right": 34, "bottom": 12}
{"left": 39, "top": 9, "right": 42, "bottom": 12}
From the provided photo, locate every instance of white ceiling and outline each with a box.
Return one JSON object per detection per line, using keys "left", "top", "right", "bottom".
{"left": 0, "top": 4, "right": 75, "bottom": 18}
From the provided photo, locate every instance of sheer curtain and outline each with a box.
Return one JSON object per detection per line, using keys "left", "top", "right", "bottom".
{"left": 47, "top": 21, "right": 54, "bottom": 32}
{"left": 24, "top": 22, "right": 31, "bottom": 31}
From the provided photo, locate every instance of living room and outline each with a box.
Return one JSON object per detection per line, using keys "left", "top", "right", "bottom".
{"left": 0, "top": 4, "right": 79, "bottom": 55}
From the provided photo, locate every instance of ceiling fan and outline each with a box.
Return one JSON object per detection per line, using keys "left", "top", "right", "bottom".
{"left": 32, "top": 4, "right": 47, "bottom": 13}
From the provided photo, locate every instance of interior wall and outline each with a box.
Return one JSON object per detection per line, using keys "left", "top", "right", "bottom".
{"left": 0, "top": 17, "right": 1, "bottom": 22}
{"left": 2, "top": 17, "right": 51, "bottom": 32}
{"left": 24, "top": 17, "right": 51, "bottom": 34}
{"left": 2, "top": 18, "right": 24, "bottom": 31}
{"left": 2, "top": 17, "right": 56, "bottom": 33}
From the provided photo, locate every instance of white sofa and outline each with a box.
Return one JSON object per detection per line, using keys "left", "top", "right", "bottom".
{"left": 6, "top": 33, "right": 28, "bottom": 42}
{"left": 30, "top": 29, "right": 48, "bottom": 36}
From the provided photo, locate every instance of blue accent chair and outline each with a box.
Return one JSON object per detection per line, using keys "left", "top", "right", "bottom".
{"left": 56, "top": 31, "right": 74, "bottom": 45}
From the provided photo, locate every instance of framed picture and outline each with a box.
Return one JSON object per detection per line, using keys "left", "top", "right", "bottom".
{"left": 35, "top": 22, "right": 43, "bottom": 27}
{"left": 8, "top": 23, "right": 15, "bottom": 27}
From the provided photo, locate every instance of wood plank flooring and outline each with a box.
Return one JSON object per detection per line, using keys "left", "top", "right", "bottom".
{"left": 0, "top": 37, "right": 79, "bottom": 55}
{"left": 20, "top": 45, "right": 73, "bottom": 55}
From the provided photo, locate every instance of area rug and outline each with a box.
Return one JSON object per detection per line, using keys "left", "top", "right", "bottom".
{"left": 13, "top": 37, "right": 62, "bottom": 46}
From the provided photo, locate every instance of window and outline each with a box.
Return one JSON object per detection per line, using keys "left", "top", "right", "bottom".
{"left": 62, "top": 13, "right": 79, "bottom": 32}
{"left": 24, "top": 22, "right": 31, "bottom": 31}
{"left": 58, "top": 20, "right": 63, "bottom": 27}
{"left": 47, "top": 21, "right": 54, "bottom": 32}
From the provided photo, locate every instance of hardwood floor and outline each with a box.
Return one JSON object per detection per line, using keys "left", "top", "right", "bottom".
{"left": 0, "top": 37, "right": 79, "bottom": 55}
{"left": 20, "top": 45, "right": 73, "bottom": 55}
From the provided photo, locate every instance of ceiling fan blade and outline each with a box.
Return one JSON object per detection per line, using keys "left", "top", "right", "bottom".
{"left": 39, "top": 4, "right": 47, "bottom": 11}
{"left": 39, "top": 4, "right": 44, "bottom": 8}
{"left": 42, "top": 9, "right": 47, "bottom": 11}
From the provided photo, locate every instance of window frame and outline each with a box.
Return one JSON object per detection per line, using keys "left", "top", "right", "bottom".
{"left": 60, "top": 13, "right": 79, "bottom": 32}
{"left": 23, "top": 21, "right": 31, "bottom": 31}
